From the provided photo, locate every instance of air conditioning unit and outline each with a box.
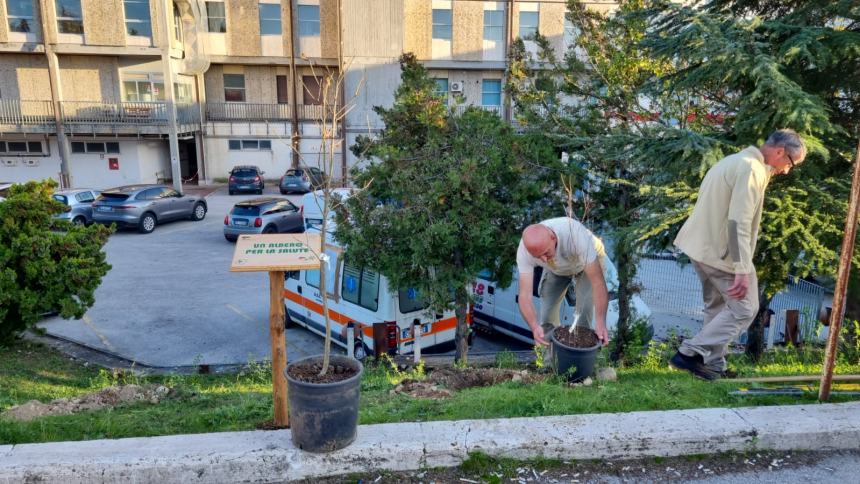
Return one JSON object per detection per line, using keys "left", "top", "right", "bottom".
{"left": 24, "top": 159, "right": 39, "bottom": 167}
{"left": 1, "top": 159, "right": 16, "bottom": 167}
{"left": 450, "top": 81, "right": 464, "bottom": 93}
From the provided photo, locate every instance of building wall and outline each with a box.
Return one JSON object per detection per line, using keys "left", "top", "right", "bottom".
{"left": 403, "top": 0, "right": 431, "bottom": 58}
{"left": 203, "top": 136, "right": 291, "bottom": 181}
{"left": 82, "top": 0, "right": 126, "bottom": 46}
{"left": 0, "top": 55, "right": 52, "bottom": 100}
{"left": 319, "top": 0, "right": 338, "bottom": 58}
{"left": 136, "top": 140, "right": 170, "bottom": 184}
{"left": 228, "top": 0, "right": 261, "bottom": 56}
{"left": 58, "top": 56, "right": 120, "bottom": 102}
{"left": 0, "top": 0, "right": 8, "bottom": 43}
{"left": 452, "top": 0, "right": 482, "bottom": 61}
{"left": 539, "top": 1, "right": 566, "bottom": 56}
{"left": 0, "top": 137, "right": 60, "bottom": 184}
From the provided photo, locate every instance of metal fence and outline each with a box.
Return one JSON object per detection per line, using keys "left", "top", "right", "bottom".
{"left": 635, "top": 254, "right": 827, "bottom": 346}
{"left": 0, "top": 99, "right": 55, "bottom": 125}
{"left": 205, "top": 102, "right": 291, "bottom": 121}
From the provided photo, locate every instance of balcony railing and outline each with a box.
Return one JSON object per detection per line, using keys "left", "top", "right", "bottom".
{"left": 204, "top": 102, "right": 333, "bottom": 122}
{"left": 0, "top": 100, "right": 55, "bottom": 125}
{"left": 449, "top": 104, "right": 503, "bottom": 116}
{"left": 60, "top": 102, "right": 200, "bottom": 126}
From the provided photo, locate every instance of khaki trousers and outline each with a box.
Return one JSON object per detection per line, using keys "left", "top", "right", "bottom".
{"left": 539, "top": 269, "right": 595, "bottom": 330}
{"left": 680, "top": 260, "right": 759, "bottom": 372}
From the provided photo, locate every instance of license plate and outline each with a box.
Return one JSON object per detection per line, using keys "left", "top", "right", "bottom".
{"left": 239, "top": 185, "right": 251, "bottom": 189}
{"left": 97, "top": 206, "right": 113, "bottom": 212}
{"left": 288, "top": 183, "right": 298, "bottom": 186}
{"left": 233, "top": 219, "right": 248, "bottom": 226}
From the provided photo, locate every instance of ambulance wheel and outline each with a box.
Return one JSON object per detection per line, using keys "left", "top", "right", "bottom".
{"left": 353, "top": 340, "right": 370, "bottom": 362}
{"left": 284, "top": 309, "right": 297, "bottom": 328}
{"left": 467, "top": 329, "right": 475, "bottom": 347}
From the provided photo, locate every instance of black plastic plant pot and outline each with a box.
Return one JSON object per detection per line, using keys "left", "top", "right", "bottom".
{"left": 285, "top": 354, "right": 363, "bottom": 453}
{"left": 549, "top": 326, "right": 600, "bottom": 383}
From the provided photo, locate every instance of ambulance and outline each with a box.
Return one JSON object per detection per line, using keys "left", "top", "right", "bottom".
{"left": 472, "top": 256, "right": 652, "bottom": 344}
{"left": 283, "top": 229, "right": 470, "bottom": 360}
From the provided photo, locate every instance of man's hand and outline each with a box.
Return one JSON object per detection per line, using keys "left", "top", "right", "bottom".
{"left": 595, "top": 323, "right": 609, "bottom": 346}
{"left": 727, "top": 273, "right": 750, "bottom": 299}
{"left": 532, "top": 325, "right": 549, "bottom": 347}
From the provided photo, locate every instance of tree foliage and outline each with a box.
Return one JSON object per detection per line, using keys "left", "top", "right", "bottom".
{"left": 337, "top": 54, "right": 557, "bottom": 363}
{"left": 0, "top": 180, "right": 112, "bottom": 343}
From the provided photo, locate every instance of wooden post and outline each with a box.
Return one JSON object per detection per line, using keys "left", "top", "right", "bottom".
{"left": 269, "top": 270, "right": 289, "bottom": 426}
{"left": 820, "top": 139, "right": 860, "bottom": 401}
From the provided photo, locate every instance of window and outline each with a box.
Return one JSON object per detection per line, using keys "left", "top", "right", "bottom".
{"left": 276, "top": 75, "right": 288, "bottom": 104}
{"left": 56, "top": 0, "right": 83, "bottom": 34}
{"left": 399, "top": 288, "right": 426, "bottom": 314}
{"left": 341, "top": 262, "right": 379, "bottom": 311}
{"left": 519, "top": 11, "right": 539, "bottom": 38}
{"left": 124, "top": 0, "right": 152, "bottom": 37}
{"left": 259, "top": 3, "right": 281, "bottom": 35}
{"left": 297, "top": 4, "right": 319, "bottom": 37}
{"left": 138, "top": 187, "right": 165, "bottom": 200}
{"left": 483, "top": 9, "right": 505, "bottom": 42}
{"left": 1, "top": 140, "right": 43, "bottom": 154}
{"left": 223, "top": 74, "right": 245, "bottom": 102}
{"left": 482, "top": 79, "right": 502, "bottom": 106}
{"left": 173, "top": 3, "right": 182, "bottom": 42}
{"left": 432, "top": 8, "right": 451, "bottom": 40}
{"left": 433, "top": 78, "right": 448, "bottom": 105}
{"left": 6, "top": 0, "right": 35, "bottom": 33}
{"left": 302, "top": 76, "right": 321, "bottom": 105}
{"left": 123, "top": 78, "right": 165, "bottom": 101}
{"left": 75, "top": 191, "right": 95, "bottom": 203}
{"left": 227, "top": 139, "right": 272, "bottom": 151}
{"left": 206, "top": 1, "right": 226, "bottom": 32}
{"left": 70, "top": 141, "right": 120, "bottom": 154}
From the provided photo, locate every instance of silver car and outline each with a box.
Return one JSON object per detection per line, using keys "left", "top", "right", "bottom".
{"left": 279, "top": 166, "right": 326, "bottom": 194}
{"left": 92, "top": 184, "right": 207, "bottom": 234}
{"left": 52, "top": 189, "right": 100, "bottom": 225}
{"left": 223, "top": 197, "right": 304, "bottom": 242}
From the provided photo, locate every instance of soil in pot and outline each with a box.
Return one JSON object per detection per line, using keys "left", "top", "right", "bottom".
{"left": 553, "top": 325, "right": 599, "bottom": 348}
{"left": 287, "top": 360, "right": 360, "bottom": 384}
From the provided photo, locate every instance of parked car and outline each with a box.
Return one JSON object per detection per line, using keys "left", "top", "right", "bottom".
{"left": 0, "top": 182, "right": 12, "bottom": 202}
{"left": 223, "top": 197, "right": 304, "bottom": 242}
{"left": 52, "top": 188, "right": 101, "bottom": 225}
{"left": 92, "top": 184, "right": 207, "bottom": 234}
{"left": 279, "top": 166, "right": 326, "bottom": 194}
{"left": 228, "top": 165, "right": 265, "bottom": 195}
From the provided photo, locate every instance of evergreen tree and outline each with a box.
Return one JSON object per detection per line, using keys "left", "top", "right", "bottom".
{"left": 336, "top": 54, "right": 556, "bottom": 364}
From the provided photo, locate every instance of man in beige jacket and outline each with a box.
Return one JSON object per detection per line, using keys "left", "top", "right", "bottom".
{"left": 670, "top": 129, "right": 806, "bottom": 380}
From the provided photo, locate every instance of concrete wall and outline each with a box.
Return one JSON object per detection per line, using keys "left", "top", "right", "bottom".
{"left": 82, "top": 0, "right": 126, "bottom": 46}
{"left": 539, "top": 1, "right": 566, "bottom": 57}
{"left": 136, "top": 140, "right": 170, "bottom": 184}
{"left": 452, "top": 0, "right": 482, "bottom": 61}
{"left": 203, "top": 137, "right": 291, "bottom": 181}
{"left": 0, "top": 0, "right": 8, "bottom": 43}
{"left": 0, "top": 55, "right": 52, "bottom": 100}
{"left": 58, "top": 56, "right": 120, "bottom": 102}
{"left": 228, "top": 0, "right": 261, "bottom": 56}
{"left": 68, "top": 139, "right": 169, "bottom": 188}
{"left": 403, "top": 0, "right": 431, "bottom": 58}
{"left": 0, "top": 137, "right": 60, "bottom": 184}
{"left": 319, "top": 0, "right": 338, "bottom": 58}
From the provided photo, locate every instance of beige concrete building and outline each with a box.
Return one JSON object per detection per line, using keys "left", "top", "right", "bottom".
{"left": 0, "top": 0, "right": 616, "bottom": 189}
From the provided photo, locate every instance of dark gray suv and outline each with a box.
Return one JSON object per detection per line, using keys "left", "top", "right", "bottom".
{"left": 92, "top": 184, "right": 207, "bottom": 234}
{"left": 228, "top": 165, "right": 265, "bottom": 195}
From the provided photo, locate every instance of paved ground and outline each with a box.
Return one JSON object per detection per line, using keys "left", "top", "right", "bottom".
{"left": 38, "top": 185, "right": 519, "bottom": 368}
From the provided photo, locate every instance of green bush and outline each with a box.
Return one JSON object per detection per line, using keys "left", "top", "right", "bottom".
{"left": 0, "top": 180, "right": 112, "bottom": 342}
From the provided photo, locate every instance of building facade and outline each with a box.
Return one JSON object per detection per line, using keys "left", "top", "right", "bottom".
{"left": 0, "top": 0, "right": 616, "bottom": 190}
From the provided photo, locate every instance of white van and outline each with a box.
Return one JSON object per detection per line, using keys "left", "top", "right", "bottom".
{"left": 473, "top": 257, "right": 652, "bottom": 345}
{"left": 283, "top": 229, "right": 468, "bottom": 360}
{"left": 300, "top": 188, "right": 355, "bottom": 230}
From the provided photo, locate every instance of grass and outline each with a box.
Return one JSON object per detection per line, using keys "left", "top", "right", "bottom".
{"left": 1, "top": 338, "right": 859, "bottom": 445}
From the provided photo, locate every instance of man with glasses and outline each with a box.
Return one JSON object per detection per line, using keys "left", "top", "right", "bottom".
{"left": 670, "top": 129, "right": 806, "bottom": 380}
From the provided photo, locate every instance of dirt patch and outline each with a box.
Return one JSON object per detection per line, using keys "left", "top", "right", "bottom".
{"left": 554, "top": 326, "right": 599, "bottom": 348}
{"left": 393, "top": 367, "right": 546, "bottom": 399}
{"left": 287, "top": 361, "right": 359, "bottom": 384}
{"left": 1, "top": 384, "right": 174, "bottom": 422}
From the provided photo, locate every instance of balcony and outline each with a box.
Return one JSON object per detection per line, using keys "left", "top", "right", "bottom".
{"left": 59, "top": 101, "right": 202, "bottom": 135}
{"left": 449, "top": 104, "right": 503, "bottom": 116}
{"left": 0, "top": 100, "right": 56, "bottom": 133}
{"left": 204, "top": 103, "right": 331, "bottom": 123}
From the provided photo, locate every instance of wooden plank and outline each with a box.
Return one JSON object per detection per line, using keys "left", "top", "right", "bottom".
{"left": 230, "top": 233, "right": 322, "bottom": 272}
{"left": 269, "top": 271, "right": 289, "bottom": 427}
{"left": 731, "top": 375, "right": 860, "bottom": 384}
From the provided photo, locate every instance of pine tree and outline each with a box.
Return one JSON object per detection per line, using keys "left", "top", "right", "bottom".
{"left": 336, "top": 54, "right": 557, "bottom": 364}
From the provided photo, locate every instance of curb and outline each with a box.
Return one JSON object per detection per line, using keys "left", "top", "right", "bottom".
{"left": 2, "top": 401, "right": 859, "bottom": 483}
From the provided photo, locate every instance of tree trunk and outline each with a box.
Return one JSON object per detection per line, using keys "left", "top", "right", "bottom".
{"left": 610, "top": 185, "right": 636, "bottom": 362}
{"left": 744, "top": 292, "right": 771, "bottom": 361}
{"left": 454, "top": 290, "right": 469, "bottom": 366}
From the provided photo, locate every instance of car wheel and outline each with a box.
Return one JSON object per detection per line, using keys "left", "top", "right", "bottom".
{"left": 138, "top": 212, "right": 157, "bottom": 234}
{"left": 72, "top": 216, "right": 86, "bottom": 226}
{"left": 191, "top": 202, "right": 206, "bottom": 221}
{"left": 279, "top": 189, "right": 288, "bottom": 195}
{"left": 229, "top": 189, "right": 235, "bottom": 195}
{"left": 224, "top": 234, "right": 237, "bottom": 242}
{"left": 262, "top": 225, "right": 277, "bottom": 234}
{"left": 256, "top": 189, "right": 263, "bottom": 195}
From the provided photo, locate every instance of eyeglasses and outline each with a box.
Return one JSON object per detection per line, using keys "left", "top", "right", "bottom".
{"left": 786, "top": 152, "right": 796, "bottom": 169}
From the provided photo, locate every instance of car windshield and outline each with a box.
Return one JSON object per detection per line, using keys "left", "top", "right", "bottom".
{"left": 232, "top": 169, "right": 257, "bottom": 177}
{"left": 284, "top": 169, "right": 304, "bottom": 177}
{"left": 232, "top": 205, "right": 261, "bottom": 216}
{"left": 52, "top": 194, "right": 69, "bottom": 205}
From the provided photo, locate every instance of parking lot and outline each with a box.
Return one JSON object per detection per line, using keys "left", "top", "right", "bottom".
{"left": 39, "top": 185, "right": 523, "bottom": 368}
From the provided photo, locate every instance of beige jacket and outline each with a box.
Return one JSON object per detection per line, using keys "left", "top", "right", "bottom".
{"left": 674, "top": 146, "right": 772, "bottom": 275}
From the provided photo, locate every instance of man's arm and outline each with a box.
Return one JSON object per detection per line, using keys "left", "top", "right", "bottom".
{"left": 516, "top": 271, "right": 548, "bottom": 346}
{"left": 726, "top": 166, "right": 763, "bottom": 299}
{"left": 583, "top": 260, "right": 610, "bottom": 345}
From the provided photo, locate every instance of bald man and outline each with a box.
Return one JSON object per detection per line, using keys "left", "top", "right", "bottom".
{"left": 516, "top": 217, "right": 609, "bottom": 347}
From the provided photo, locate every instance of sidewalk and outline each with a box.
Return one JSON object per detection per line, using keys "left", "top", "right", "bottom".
{"left": 2, "top": 401, "right": 859, "bottom": 483}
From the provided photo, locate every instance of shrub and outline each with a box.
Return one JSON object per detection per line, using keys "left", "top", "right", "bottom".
{"left": 0, "top": 180, "right": 112, "bottom": 342}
